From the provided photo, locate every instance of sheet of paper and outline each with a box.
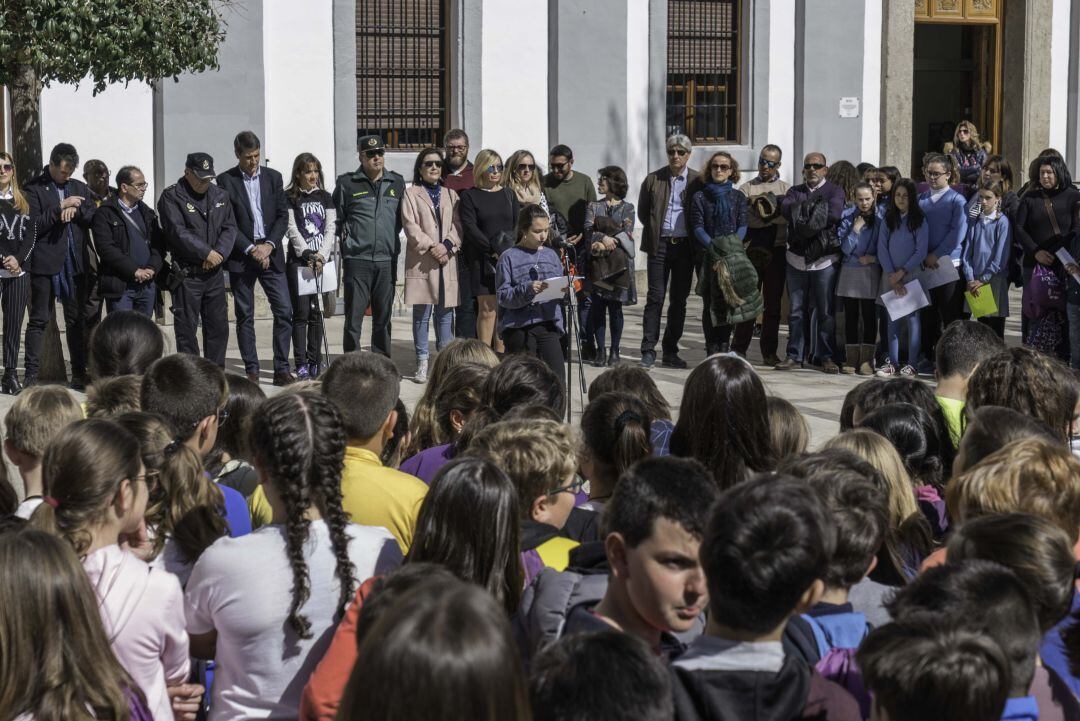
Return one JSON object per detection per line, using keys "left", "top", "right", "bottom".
{"left": 0, "top": 269, "right": 24, "bottom": 279}
{"left": 296, "top": 259, "right": 338, "bottom": 296}
{"left": 919, "top": 260, "right": 960, "bottom": 289}
{"left": 1056, "top": 248, "right": 1080, "bottom": 284}
{"left": 964, "top": 288, "right": 998, "bottom": 319}
{"left": 880, "top": 279, "right": 931, "bottom": 322}
{"left": 532, "top": 275, "right": 569, "bottom": 304}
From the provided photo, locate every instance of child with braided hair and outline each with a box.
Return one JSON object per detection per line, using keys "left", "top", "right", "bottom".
{"left": 184, "top": 390, "right": 402, "bottom": 720}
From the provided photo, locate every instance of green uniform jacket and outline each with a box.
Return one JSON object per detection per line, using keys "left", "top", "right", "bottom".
{"left": 332, "top": 168, "right": 405, "bottom": 266}
{"left": 697, "top": 233, "right": 764, "bottom": 327}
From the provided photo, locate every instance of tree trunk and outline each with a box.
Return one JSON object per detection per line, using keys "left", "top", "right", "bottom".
{"left": 9, "top": 63, "right": 66, "bottom": 385}
{"left": 9, "top": 63, "right": 42, "bottom": 185}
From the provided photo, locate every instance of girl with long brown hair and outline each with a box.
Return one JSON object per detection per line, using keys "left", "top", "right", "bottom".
{"left": 31, "top": 419, "right": 192, "bottom": 721}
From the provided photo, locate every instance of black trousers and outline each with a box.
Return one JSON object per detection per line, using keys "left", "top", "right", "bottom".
{"left": 231, "top": 264, "right": 293, "bottom": 374}
{"left": 843, "top": 297, "right": 877, "bottom": 345}
{"left": 171, "top": 269, "right": 229, "bottom": 367}
{"left": 502, "top": 320, "right": 566, "bottom": 380}
{"left": 24, "top": 272, "right": 87, "bottom": 378}
{"left": 455, "top": 255, "right": 477, "bottom": 339}
{"left": 641, "top": 237, "right": 695, "bottom": 354}
{"left": 286, "top": 261, "right": 324, "bottom": 366}
{"left": 343, "top": 259, "right": 393, "bottom": 356}
{"left": 920, "top": 278, "right": 964, "bottom": 362}
{"left": 0, "top": 274, "right": 28, "bottom": 372}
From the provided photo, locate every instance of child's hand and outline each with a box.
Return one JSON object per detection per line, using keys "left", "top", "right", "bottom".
{"left": 853, "top": 216, "right": 866, "bottom": 233}
{"left": 167, "top": 683, "right": 204, "bottom": 721}
{"left": 531, "top": 281, "right": 548, "bottom": 294}
{"left": 858, "top": 255, "right": 876, "bottom": 266}
{"left": 967, "top": 280, "right": 982, "bottom": 296}
{"left": 888, "top": 270, "right": 906, "bottom": 286}
{"left": 923, "top": 253, "right": 939, "bottom": 270}
{"left": 1067, "top": 263, "right": 1080, "bottom": 277}
{"left": 894, "top": 283, "right": 908, "bottom": 297}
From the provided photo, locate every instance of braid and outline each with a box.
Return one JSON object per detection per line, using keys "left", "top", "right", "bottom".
{"left": 251, "top": 390, "right": 356, "bottom": 639}
{"left": 308, "top": 397, "right": 357, "bottom": 616}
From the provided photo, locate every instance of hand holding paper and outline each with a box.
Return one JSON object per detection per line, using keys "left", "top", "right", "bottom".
{"left": 532, "top": 275, "right": 570, "bottom": 304}
{"left": 880, "top": 279, "right": 931, "bottom": 322}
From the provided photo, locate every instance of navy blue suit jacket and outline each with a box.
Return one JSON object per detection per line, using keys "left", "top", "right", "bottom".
{"left": 216, "top": 166, "right": 289, "bottom": 274}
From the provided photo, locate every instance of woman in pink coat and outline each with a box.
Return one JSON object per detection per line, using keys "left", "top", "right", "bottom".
{"left": 402, "top": 147, "right": 462, "bottom": 383}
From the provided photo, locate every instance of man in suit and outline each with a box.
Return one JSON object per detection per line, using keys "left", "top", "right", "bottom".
{"left": 157, "top": 152, "right": 237, "bottom": 367}
{"left": 217, "top": 131, "right": 295, "bottom": 386}
{"left": 23, "top": 142, "right": 96, "bottom": 389}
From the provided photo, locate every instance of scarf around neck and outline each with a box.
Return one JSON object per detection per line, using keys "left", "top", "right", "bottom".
{"left": 705, "top": 181, "right": 735, "bottom": 232}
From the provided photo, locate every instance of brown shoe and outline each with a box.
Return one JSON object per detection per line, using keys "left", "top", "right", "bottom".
{"left": 246, "top": 372, "right": 261, "bottom": 385}
{"left": 774, "top": 358, "right": 800, "bottom": 371}
{"left": 822, "top": 360, "right": 841, "bottom": 374}
{"left": 273, "top": 371, "right": 297, "bottom": 387}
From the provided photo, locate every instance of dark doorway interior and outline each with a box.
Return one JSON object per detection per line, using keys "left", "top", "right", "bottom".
{"left": 912, "top": 23, "right": 998, "bottom": 179}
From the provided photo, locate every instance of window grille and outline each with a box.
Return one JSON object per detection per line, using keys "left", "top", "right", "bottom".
{"left": 356, "top": 0, "right": 448, "bottom": 149}
{"left": 666, "top": 0, "right": 742, "bottom": 144}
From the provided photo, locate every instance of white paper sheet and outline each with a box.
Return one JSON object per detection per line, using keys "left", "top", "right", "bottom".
{"left": 880, "top": 279, "right": 931, "bottom": 321}
{"left": 0, "top": 269, "right": 24, "bottom": 279}
{"left": 532, "top": 275, "right": 570, "bottom": 304}
{"left": 1056, "top": 248, "right": 1080, "bottom": 284}
{"left": 919, "top": 260, "right": 960, "bottom": 289}
{"left": 296, "top": 260, "right": 338, "bottom": 296}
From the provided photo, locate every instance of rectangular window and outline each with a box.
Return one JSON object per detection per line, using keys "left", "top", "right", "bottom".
{"left": 666, "top": 0, "right": 742, "bottom": 144}
{"left": 355, "top": 0, "right": 448, "bottom": 150}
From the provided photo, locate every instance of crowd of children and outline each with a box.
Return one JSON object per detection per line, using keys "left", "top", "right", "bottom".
{"left": 4, "top": 307, "right": 1080, "bottom": 721}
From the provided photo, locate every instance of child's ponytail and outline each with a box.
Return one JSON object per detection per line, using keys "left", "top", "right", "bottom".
{"left": 581, "top": 392, "right": 653, "bottom": 490}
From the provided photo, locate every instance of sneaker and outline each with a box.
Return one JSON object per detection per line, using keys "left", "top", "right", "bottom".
{"left": 661, "top": 353, "right": 688, "bottom": 369}
{"left": 875, "top": 362, "right": 897, "bottom": 377}
{"left": 414, "top": 357, "right": 429, "bottom": 384}
{"left": 761, "top": 353, "right": 781, "bottom": 367}
{"left": 640, "top": 350, "right": 656, "bottom": 369}
{"left": 296, "top": 364, "right": 311, "bottom": 381}
{"left": 774, "top": 357, "right": 800, "bottom": 371}
{"left": 899, "top": 364, "right": 918, "bottom": 377}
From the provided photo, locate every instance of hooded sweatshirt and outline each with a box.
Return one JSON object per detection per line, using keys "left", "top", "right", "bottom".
{"left": 670, "top": 635, "right": 860, "bottom": 721}
{"left": 82, "top": 545, "right": 190, "bottom": 721}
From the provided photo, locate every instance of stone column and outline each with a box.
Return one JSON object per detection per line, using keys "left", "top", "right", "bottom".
{"left": 1002, "top": 0, "right": 1053, "bottom": 173}
{"left": 879, "top": 0, "right": 915, "bottom": 172}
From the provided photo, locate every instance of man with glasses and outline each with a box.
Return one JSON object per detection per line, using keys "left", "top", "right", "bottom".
{"left": 737, "top": 144, "right": 790, "bottom": 365}
{"left": 441, "top": 128, "right": 474, "bottom": 192}
{"left": 90, "top": 165, "right": 163, "bottom": 317}
{"left": 332, "top": 134, "right": 405, "bottom": 356}
{"left": 543, "top": 144, "right": 597, "bottom": 358}
{"left": 775, "top": 152, "right": 846, "bottom": 373}
{"left": 636, "top": 134, "right": 703, "bottom": 368}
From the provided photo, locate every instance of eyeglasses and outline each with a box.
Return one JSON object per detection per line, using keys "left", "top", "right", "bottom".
{"left": 551, "top": 162, "right": 568, "bottom": 171}
{"left": 364, "top": 149, "right": 385, "bottom": 159}
{"left": 711, "top": 163, "right": 732, "bottom": 172}
{"left": 127, "top": 182, "right": 148, "bottom": 190}
{"left": 758, "top": 158, "right": 779, "bottom": 168}
{"left": 549, "top": 476, "right": 585, "bottom": 497}
{"left": 666, "top": 148, "right": 688, "bottom": 157}
{"left": 486, "top": 164, "right": 504, "bottom": 174}
{"left": 925, "top": 171, "right": 946, "bottom": 179}
{"left": 422, "top": 160, "right": 443, "bottom": 169}
{"left": 516, "top": 163, "right": 536, "bottom": 172}
{"left": 957, "top": 128, "right": 970, "bottom": 135}
{"left": 0, "top": 164, "right": 12, "bottom": 173}
{"left": 445, "top": 144, "right": 468, "bottom": 153}
{"left": 804, "top": 163, "right": 826, "bottom": 171}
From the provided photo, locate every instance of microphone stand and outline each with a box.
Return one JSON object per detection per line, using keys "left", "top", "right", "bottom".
{"left": 559, "top": 243, "right": 587, "bottom": 421}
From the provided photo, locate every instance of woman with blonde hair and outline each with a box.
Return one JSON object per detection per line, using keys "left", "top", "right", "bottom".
{"left": 505, "top": 149, "right": 548, "bottom": 209}
{"left": 460, "top": 149, "right": 518, "bottom": 351}
{"left": 0, "top": 151, "right": 34, "bottom": 394}
{"left": 824, "top": 429, "right": 934, "bottom": 584}
{"left": 947, "top": 120, "right": 989, "bottom": 190}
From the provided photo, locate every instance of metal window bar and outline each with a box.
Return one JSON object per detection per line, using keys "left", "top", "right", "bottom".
{"left": 356, "top": 0, "right": 448, "bottom": 149}
{"left": 666, "top": 0, "right": 740, "bottom": 143}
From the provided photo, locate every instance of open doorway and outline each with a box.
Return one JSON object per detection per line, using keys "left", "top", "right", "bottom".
{"left": 912, "top": 21, "right": 1001, "bottom": 179}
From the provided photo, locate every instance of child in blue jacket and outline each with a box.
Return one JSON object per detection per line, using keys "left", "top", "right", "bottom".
{"left": 961, "top": 181, "right": 1011, "bottom": 339}
{"left": 876, "top": 179, "right": 929, "bottom": 377}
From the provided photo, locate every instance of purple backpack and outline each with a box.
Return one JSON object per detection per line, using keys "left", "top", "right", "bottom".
{"left": 1023, "top": 265, "right": 1067, "bottom": 319}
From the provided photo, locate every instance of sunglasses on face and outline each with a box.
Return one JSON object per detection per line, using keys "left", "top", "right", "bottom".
{"left": 804, "top": 163, "right": 826, "bottom": 171}
{"left": 516, "top": 163, "right": 536, "bottom": 172}
{"left": 0, "top": 164, "right": 12, "bottom": 173}
{"left": 364, "top": 150, "right": 385, "bottom": 159}
{"left": 958, "top": 128, "right": 970, "bottom": 134}
{"left": 486, "top": 164, "right": 504, "bottom": 174}
{"left": 667, "top": 148, "right": 688, "bottom": 157}
{"left": 551, "top": 162, "right": 568, "bottom": 171}
{"left": 711, "top": 163, "right": 732, "bottom": 172}
{"left": 422, "top": 160, "right": 443, "bottom": 169}
{"left": 758, "top": 158, "right": 779, "bottom": 168}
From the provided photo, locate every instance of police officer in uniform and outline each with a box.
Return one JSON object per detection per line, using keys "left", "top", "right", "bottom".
{"left": 332, "top": 134, "right": 405, "bottom": 356}
{"left": 157, "top": 153, "right": 237, "bottom": 367}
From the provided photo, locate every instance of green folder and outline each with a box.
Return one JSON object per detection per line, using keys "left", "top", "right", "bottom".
{"left": 964, "top": 287, "right": 998, "bottom": 318}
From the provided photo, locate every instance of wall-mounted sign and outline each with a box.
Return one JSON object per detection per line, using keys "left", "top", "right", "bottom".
{"left": 839, "top": 97, "right": 860, "bottom": 119}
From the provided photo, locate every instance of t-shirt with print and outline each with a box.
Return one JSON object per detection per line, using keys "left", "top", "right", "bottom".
{"left": 184, "top": 520, "right": 403, "bottom": 720}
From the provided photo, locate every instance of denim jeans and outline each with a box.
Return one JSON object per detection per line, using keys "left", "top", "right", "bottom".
{"left": 888, "top": 312, "right": 921, "bottom": 368}
{"left": 784, "top": 262, "right": 838, "bottom": 363}
{"left": 106, "top": 282, "right": 156, "bottom": 317}
{"left": 413, "top": 304, "right": 454, "bottom": 359}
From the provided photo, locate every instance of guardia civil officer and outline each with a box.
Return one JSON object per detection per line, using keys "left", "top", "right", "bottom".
{"left": 157, "top": 153, "right": 237, "bottom": 367}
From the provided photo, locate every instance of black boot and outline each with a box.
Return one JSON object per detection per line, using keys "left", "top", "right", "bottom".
{"left": 607, "top": 348, "right": 620, "bottom": 366}
{"left": 1, "top": 370, "right": 21, "bottom": 395}
{"left": 593, "top": 346, "right": 606, "bottom": 367}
